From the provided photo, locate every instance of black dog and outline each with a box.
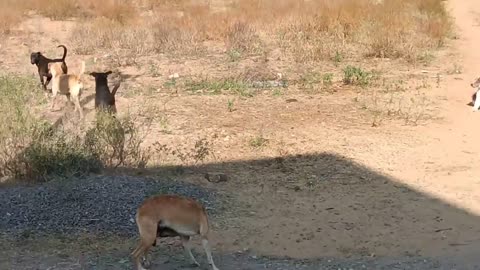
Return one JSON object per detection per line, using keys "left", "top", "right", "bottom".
{"left": 30, "top": 45, "right": 68, "bottom": 92}
{"left": 89, "top": 71, "right": 120, "bottom": 113}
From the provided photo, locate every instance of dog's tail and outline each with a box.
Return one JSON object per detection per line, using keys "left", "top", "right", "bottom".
{"left": 78, "top": 60, "right": 86, "bottom": 79}
{"left": 111, "top": 81, "right": 121, "bottom": 96}
{"left": 57, "top": 45, "right": 67, "bottom": 61}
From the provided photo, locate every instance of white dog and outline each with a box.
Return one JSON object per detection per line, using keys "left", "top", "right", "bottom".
{"left": 470, "top": 77, "right": 480, "bottom": 112}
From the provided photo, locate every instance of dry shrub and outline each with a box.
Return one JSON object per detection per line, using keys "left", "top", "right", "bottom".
{"left": 85, "top": 112, "right": 149, "bottom": 168}
{"left": 360, "top": 0, "right": 451, "bottom": 60}
{"left": 81, "top": 0, "right": 138, "bottom": 25}
{"left": 270, "top": 0, "right": 451, "bottom": 62}
{"left": 0, "top": 75, "right": 149, "bottom": 182}
{"left": 226, "top": 21, "right": 262, "bottom": 54}
{"left": 275, "top": 0, "right": 372, "bottom": 62}
{"left": 71, "top": 17, "right": 152, "bottom": 57}
{"left": 150, "top": 17, "right": 200, "bottom": 54}
{"left": 0, "top": 0, "right": 451, "bottom": 62}
{"left": 72, "top": 15, "right": 203, "bottom": 58}
{"left": 0, "top": 0, "right": 136, "bottom": 30}
{"left": 28, "top": 0, "right": 78, "bottom": 20}
{"left": 0, "top": 0, "right": 23, "bottom": 34}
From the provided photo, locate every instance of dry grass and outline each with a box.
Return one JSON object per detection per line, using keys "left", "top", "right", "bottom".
{"left": 0, "top": 0, "right": 23, "bottom": 34}
{"left": 0, "top": 0, "right": 137, "bottom": 31}
{"left": 0, "top": 0, "right": 451, "bottom": 63}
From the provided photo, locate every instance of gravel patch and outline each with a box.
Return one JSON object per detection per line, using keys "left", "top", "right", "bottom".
{"left": 0, "top": 175, "right": 223, "bottom": 236}
{"left": 220, "top": 254, "right": 480, "bottom": 270}
{"left": 5, "top": 251, "right": 480, "bottom": 270}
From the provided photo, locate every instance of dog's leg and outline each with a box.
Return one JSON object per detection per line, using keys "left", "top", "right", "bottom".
{"left": 181, "top": 235, "right": 200, "bottom": 267}
{"left": 43, "top": 76, "right": 52, "bottom": 98}
{"left": 44, "top": 76, "right": 52, "bottom": 90}
{"left": 66, "top": 93, "right": 74, "bottom": 107}
{"left": 201, "top": 238, "right": 219, "bottom": 270}
{"left": 50, "top": 93, "right": 58, "bottom": 111}
{"left": 473, "top": 90, "right": 480, "bottom": 112}
{"left": 39, "top": 74, "right": 48, "bottom": 92}
{"left": 73, "top": 95, "right": 84, "bottom": 119}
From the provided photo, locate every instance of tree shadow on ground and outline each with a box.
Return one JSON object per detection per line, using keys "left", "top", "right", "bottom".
{"left": 138, "top": 152, "right": 480, "bottom": 260}
{"left": 2, "top": 152, "right": 480, "bottom": 269}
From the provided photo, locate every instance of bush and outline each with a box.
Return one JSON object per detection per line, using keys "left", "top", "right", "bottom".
{"left": 85, "top": 112, "right": 150, "bottom": 169}
{"left": 0, "top": 75, "right": 149, "bottom": 182}
{"left": 226, "top": 21, "right": 262, "bottom": 54}
{"left": 23, "top": 129, "right": 101, "bottom": 181}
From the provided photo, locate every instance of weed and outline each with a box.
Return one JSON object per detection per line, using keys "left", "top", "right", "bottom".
{"left": 272, "top": 88, "right": 283, "bottom": 97}
{"left": 333, "top": 51, "right": 343, "bottom": 66}
{"left": 148, "top": 61, "right": 161, "bottom": 77}
{"left": 298, "top": 72, "right": 322, "bottom": 91}
{"left": 446, "top": 63, "right": 463, "bottom": 75}
{"left": 343, "top": 66, "right": 373, "bottom": 87}
{"left": 227, "top": 99, "right": 235, "bottom": 112}
{"left": 152, "top": 137, "right": 214, "bottom": 166}
{"left": 185, "top": 77, "right": 252, "bottom": 96}
{"left": 227, "top": 49, "right": 242, "bottom": 62}
{"left": 163, "top": 78, "right": 177, "bottom": 89}
{"left": 322, "top": 73, "right": 334, "bottom": 89}
{"left": 142, "top": 86, "right": 157, "bottom": 96}
{"left": 298, "top": 72, "right": 334, "bottom": 92}
{"left": 359, "top": 87, "right": 432, "bottom": 127}
{"left": 249, "top": 135, "right": 268, "bottom": 149}
{"left": 418, "top": 51, "right": 435, "bottom": 65}
{"left": 191, "top": 138, "right": 213, "bottom": 165}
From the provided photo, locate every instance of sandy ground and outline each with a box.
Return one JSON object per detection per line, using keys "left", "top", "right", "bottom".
{"left": 1, "top": 0, "right": 480, "bottom": 269}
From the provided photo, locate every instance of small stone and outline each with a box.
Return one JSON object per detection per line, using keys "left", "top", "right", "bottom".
{"left": 168, "top": 73, "right": 180, "bottom": 79}
{"left": 204, "top": 173, "right": 228, "bottom": 183}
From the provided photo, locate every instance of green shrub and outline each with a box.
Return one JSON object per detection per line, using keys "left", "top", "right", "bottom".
{"left": 342, "top": 65, "right": 373, "bottom": 87}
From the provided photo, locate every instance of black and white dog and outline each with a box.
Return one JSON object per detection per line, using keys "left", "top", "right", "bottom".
{"left": 471, "top": 77, "right": 480, "bottom": 112}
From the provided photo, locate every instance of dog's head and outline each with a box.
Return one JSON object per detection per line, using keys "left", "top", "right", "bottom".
{"left": 30, "top": 52, "right": 41, "bottom": 65}
{"left": 89, "top": 71, "right": 113, "bottom": 80}
{"left": 471, "top": 77, "right": 480, "bottom": 88}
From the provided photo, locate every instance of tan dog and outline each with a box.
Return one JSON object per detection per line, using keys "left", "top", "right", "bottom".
{"left": 131, "top": 194, "right": 220, "bottom": 270}
{"left": 48, "top": 61, "right": 85, "bottom": 118}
